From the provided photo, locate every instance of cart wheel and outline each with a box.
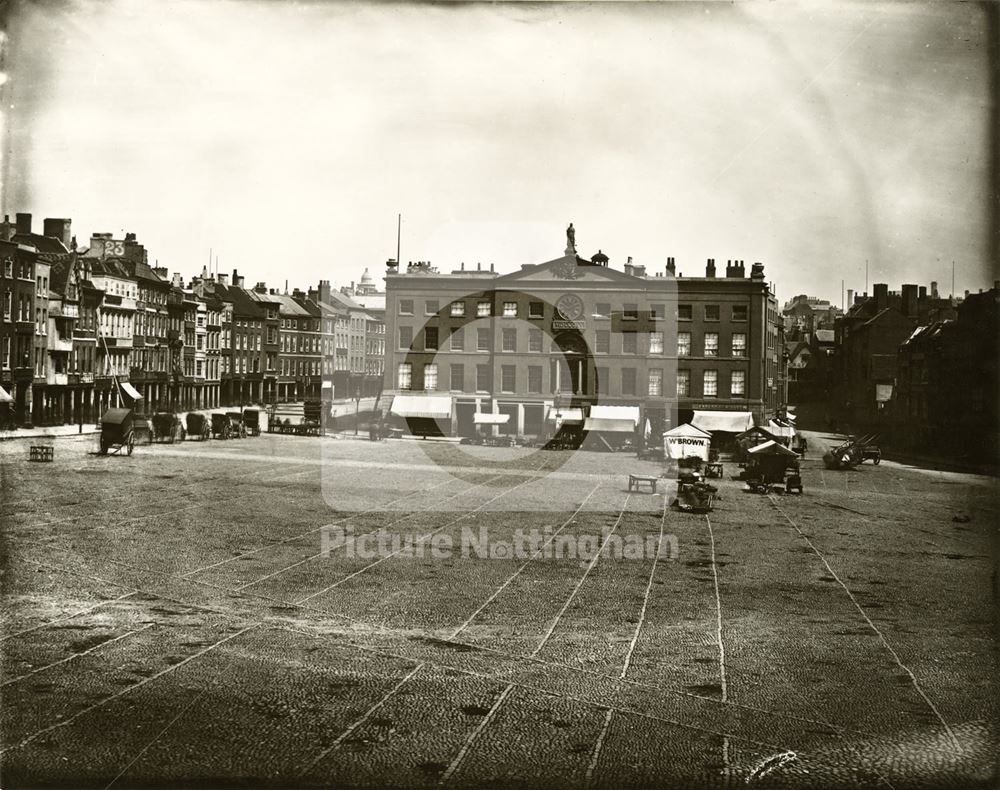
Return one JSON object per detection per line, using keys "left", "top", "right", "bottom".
{"left": 873, "top": 456, "right": 880, "bottom": 465}
{"left": 127, "top": 436, "right": 134, "bottom": 456}
{"left": 99, "top": 442, "right": 108, "bottom": 455}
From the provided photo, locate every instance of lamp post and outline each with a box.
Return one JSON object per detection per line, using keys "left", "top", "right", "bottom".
{"left": 353, "top": 379, "right": 362, "bottom": 437}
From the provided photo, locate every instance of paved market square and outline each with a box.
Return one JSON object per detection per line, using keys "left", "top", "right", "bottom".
{"left": 0, "top": 431, "right": 995, "bottom": 788}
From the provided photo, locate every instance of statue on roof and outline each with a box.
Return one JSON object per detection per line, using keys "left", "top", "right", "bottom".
{"left": 565, "top": 223, "right": 576, "bottom": 254}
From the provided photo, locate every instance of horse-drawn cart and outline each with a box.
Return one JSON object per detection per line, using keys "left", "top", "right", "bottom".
{"left": 151, "top": 411, "right": 185, "bottom": 443}
{"left": 211, "top": 412, "right": 233, "bottom": 440}
{"left": 99, "top": 408, "right": 136, "bottom": 456}
{"left": 186, "top": 412, "right": 210, "bottom": 441}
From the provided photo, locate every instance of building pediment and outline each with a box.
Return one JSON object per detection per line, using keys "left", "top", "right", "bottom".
{"left": 496, "top": 254, "right": 645, "bottom": 285}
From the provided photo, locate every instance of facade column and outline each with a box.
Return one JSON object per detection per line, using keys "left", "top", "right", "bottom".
{"left": 517, "top": 403, "right": 525, "bottom": 438}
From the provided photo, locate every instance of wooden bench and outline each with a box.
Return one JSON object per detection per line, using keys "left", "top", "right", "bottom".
{"left": 628, "top": 473, "right": 658, "bottom": 494}
{"left": 29, "top": 445, "right": 54, "bottom": 462}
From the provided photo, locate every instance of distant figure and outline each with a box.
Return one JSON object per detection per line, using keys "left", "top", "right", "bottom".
{"left": 566, "top": 223, "right": 576, "bottom": 251}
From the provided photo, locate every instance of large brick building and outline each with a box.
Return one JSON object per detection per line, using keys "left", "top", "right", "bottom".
{"left": 382, "top": 228, "right": 785, "bottom": 440}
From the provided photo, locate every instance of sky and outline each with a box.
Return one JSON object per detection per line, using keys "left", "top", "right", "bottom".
{"left": 2, "top": 0, "right": 994, "bottom": 306}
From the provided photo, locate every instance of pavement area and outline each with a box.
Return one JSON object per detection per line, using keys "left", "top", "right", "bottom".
{"left": 0, "top": 429, "right": 996, "bottom": 788}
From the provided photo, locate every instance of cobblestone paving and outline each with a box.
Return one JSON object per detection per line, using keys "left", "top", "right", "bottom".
{"left": 0, "top": 431, "right": 995, "bottom": 788}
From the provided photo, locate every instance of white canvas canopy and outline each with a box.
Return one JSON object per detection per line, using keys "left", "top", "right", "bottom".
{"left": 691, "top": 410, "right": 754, "bottom": 433}
{"left": 547, "top": 407, "right": 584, "bottom": 425}
{"left": 766, "top": 420, "right": 796, "bottom": 441}
{"left": 663, "top": 423, "right": 711, "bottom": 460}
{"left": 119, "top": 381, "right": 142, "bottom": 400}
{"left": 747, "top": 439, "right": 799, "bottom": 457}
{"left": 589, "top": 405, "right": 641, "bottom": 427}
{"left": 389, "top": 394, "right": 452, "bottom": 419}
{"left": 473, "top": 412, "right": 510, "bottom": 425}
{"left": 0, "top": 385, "right": 12, "bottom": 403}
{"left": 584, "top": 417, "right": 634, "bottom": 433}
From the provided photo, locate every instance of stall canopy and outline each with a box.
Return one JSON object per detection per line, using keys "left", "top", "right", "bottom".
{"left": 663, "top": 423, "right": 712, "bottom": 460}
{"left": 747, "top": 439, "right": 799, "bottom": 457}
{"left": 590, "top": 405, "right": 641, "bottom": 427}
{"left": 119, "top": 382, "right": 143, "bottom": 400}
{"left": 0, "top": 385, "right": 12, "bottom": 403}
{"left": 473, "top": 412, "right": 510, "bottom": 425}
{"left": 766, "top": 420, "right": 796, "bottom": 441}
{"left": 389, "top": 394, "right": 452, "bottom": 419}
{"left": 691, "top": 410, "right": 754, "bottom": 433}
{"left": 584, "top": 417, "right": 634, "bottom": 433}
{"left": 546, "top": 407, "right": 584, "bottom": 425}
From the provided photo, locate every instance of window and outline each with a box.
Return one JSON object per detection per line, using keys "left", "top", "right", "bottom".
{"left": 622, "top": 368, "right": 637, "bottom": 396}
{"left": 527, "top": 365, "right": 542, "bottom": 393}
{"left": 731, "top": 333, "right": 747, "bottom": 357}
{"left": 425, "top": 300, "right": 439, "bottom": 316}
{"left": 677, "top": 332, "right": 691, "bottom": 356}
{"left": 622, "top": 332, "right": 637, "bottom": 354}
{"left": 528, "top": 328, "right": 543, "bottom": 352}
{"left": 450, "top": 364, "right": 464, "bottom": 391}
{"left": 705, "top": 305, "right": 720, "bottom": 321}
{"left": 649, "top": 331, "right": 663, "bottom": 354}
{"left": 648, "top": 368, "right": 662, "bottom": 396}
{"left": 450, "top": 301, "right": 466, "bottom": 317}
{"left": 502, "top": 328, "right": 516, "bottom": 352}
{"left": 500, "top": 365, "right": 516, "bottom": 393}
{"left": 731, "top": 370, "right": 746, "bottom": 396}
{"left": 529, "top": 301, "right": 544, "bottom": 319}
{"left": 678, "top": 304, "right": 692, "bottom": 321}
{"left": 3, "top": 258, "right": 11, "bottom": 278}
{"left": 449, "top": 327, "right": 464, "bottom": 351}
{"left": 398, "top": 363, "right": 412, "bottom": 389}
{"left": 704, "top": 332, "right": 719, "bottom": 357}
{"left": 593, "top": 302, "right": 611, "bottom": 319}
{"left": 399, "top": 299, "right": 413, "bottom": 315}
{"left": 476, "top": 364, "right": 490, "bottom": 392}
{"left": 424, "top": 363, "right": 438, "bottom": 391}
{"left": 677, "top": 369, "right": 690, "bottom": 396}
{"left": 703, "top": 370, "right": 718, "bottom": 397}
{"left": 623, "top": 303, "right": 638, "bottom": 320}
{"left": 477, "top": 328, "right": 490, "bottom": 351}
{"left": 2, "top": 290, "right": 10, "bottom": 320}
{"left": 477, "top": 300, "right": 491, "bottom": 317}
{"left": 650, "top": 303, "right": 664, "bottom": 320}
{"left": 502, "top": 301, "right": 518, "bottom": 317}
{"left": 399, "top": 326, "right": 413, "bottom": 350}
{"left": 596, "top": 366, "right": 609, "bottom": 395}
{"left": 732, "top": 304, "right": 748, "bottom": 321}
{"left": 424, "top": 327, "right": 438, "bottom": 351}
{"left": 595, "top": 330, "right": 610, "bottom": 354}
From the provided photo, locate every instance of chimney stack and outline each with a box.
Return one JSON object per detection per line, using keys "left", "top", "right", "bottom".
{"left": 930, "top": 281, "right": 938, "bottom": 298}
{"left": 217, "top": 273, "right": 229, "bottom": 286}
{"left": 750, "top": 261, "right": 765, "bottom": 280}
{"left": 846, "top": 288, "right": 853, "bottom": 307}
{"left": 874, "top": 283, "right": 889, "bottom": 311}
{"left": 15, "top": 213, "right": 31, "bottom": 235}
{"left": 624, "top": 261, "right": 634, "bottom": 277}
{"left": 706, "top": 258, "right": 716, "bottom": 278}
{"left": 232, "top": 269, "right": 244, "bottom": 288}
{"left": 43, "top": 218, "right": 72, "bottom": 250}
{"left": 666, "top": 256, "right": 676, "bottom": 275}
{"left": 918, "top": 285, "right": 927, "bottom": 300}
{"left": 901, "top": 283, "right": 918, "bottom": 318}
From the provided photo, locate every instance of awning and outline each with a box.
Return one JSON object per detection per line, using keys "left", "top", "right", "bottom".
{"left": 547, "top": 407, "right": 584, "bottom": 425}
{"left": 663, "top": 423, "right": 712, "bottom": 439}
{"left": 120, "top": 381, "right": 143, "bottom": 400}
{"left": 584, "top": 417, "right": 635, "bottom": 433}
{"left": 589, "top": 405, "right": 640, "bottom": 427}
{"left": 0, "top": 385, "right": 12, "bottom": 403}
{"left": 389, "top": 394, "right": 452, "bottom": 419}
{"left": 747, "top": 440, "right": 799, "bottom": 457}
{"left": 766, "top": 420, "right": 796, "bottom": 440}
{"left": 691, "top": 410, "right": 753, "bottom": 433}
{"left": 474, "top": 412, "right": 510, "bottom": 425}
